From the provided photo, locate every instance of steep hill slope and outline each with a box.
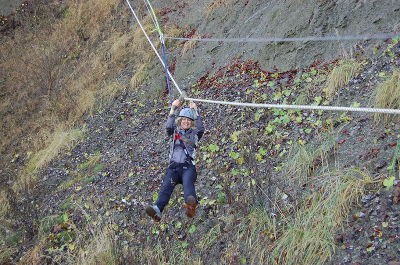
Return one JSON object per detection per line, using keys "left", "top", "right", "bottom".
{"left": 0, "top": 0, "right": 399, "bottom": 264}
{"left": 0, "top": 0, "right": 24, "bottom": 16}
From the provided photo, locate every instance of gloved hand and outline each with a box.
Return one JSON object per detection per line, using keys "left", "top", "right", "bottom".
{"left": 189, "top": 101, "right": 198, "bottom": 119}
{"left": 169, "top": 99, "right": 182, "bottom": 116}
{"left": 189, "top": 101, "right": 197, "bottom": 110}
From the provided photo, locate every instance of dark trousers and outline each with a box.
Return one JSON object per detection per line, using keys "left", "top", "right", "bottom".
{"left": 156, "top": 162, "right": 197, "bottom": 212}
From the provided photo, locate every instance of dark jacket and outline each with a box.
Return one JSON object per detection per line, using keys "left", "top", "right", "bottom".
{"left": 166, "top": 110, "right": 204, "bottom": 162}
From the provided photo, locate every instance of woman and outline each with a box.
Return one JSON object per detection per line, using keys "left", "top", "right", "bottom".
{"left": 145, "top": 99, "right": 205, "bottom": 221}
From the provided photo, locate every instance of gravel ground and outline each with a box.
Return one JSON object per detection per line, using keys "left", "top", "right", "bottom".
{"left": 0, "top": 0, "right": 24, "bottom": 16}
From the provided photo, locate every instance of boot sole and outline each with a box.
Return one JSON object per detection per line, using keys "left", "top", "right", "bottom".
{"left": 145, "top": 206, "right": 161, "bottom": 222}
{"left": 185, "top": 196, "right": 197, "bottom": 218}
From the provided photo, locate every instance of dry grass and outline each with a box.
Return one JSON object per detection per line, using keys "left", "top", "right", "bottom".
{"left": 197, "top": 224, "right": 221, "bottom": 250}
{"left": 373, "top": 70, "right": 400, "bottom": 124}
{"left": 18, "top": 239, "right": 47, "bottom": 265}
{"left": 77, "top": 228, "right": 121, "bottom": 265}
{"left": 323, "top": 60, "right": 362, "bottom": 98}
{"left": 284, "top": 134, "right": 336, "bottom": 183}
{"left": 26, "top": 126, "right": 83, "bottom": 172}
{"left": 0, "top": 0, "right": 167, "bottom": 166}
{"left": 164, "top": 25, "right": 185, "bottom": 46}
{"left": 56, "top": 0, "right": 121, "bottom": 44}
{"left": 0, "top": 190, "right": 11, "bottom": 219}
{"left": 130, "top": 63, "right": 149, "bottom": 89}
{"left": 270, "top": 169, "right": 372, "bottom": 265}
{"left": 58, "top": 152, "right": 102, "bottom": 190}
{"left": 0, "top": 0, "right": 157, "bottom": 194}
{"left": 0, "top": 246, "right": 18, "bottom": 265}
{"left": 13, "top": 126, "right": 83, "bottom": 193}
{"left": 137, "top": 235, "right": 203, "bottom": 265}
{"left": 240, "top": 207, "right": 276, "bottom": 264}
{"left": 57, "top": 177, "right": 83, "bottom": 191}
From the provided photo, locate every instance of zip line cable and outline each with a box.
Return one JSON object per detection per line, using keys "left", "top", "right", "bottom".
{"left": 160, "top": 36, "right": 173, "bottom": 105}
{"left": 141, "top": 0, "right": 159, "bottom": 32}
{"left": 126, "top": 0, "right": 183, "bottom": 96}
{"left": 141, "top": 0, "right": 173, "bottom": 105}
{"left": 184, "top": 97, "right": 400, "bottom": 114}
{"left": 164, "top": 33, "right": 400, "bottom": 43}
{"left": 126, "top": 0, "right": 400, "bottom": 115}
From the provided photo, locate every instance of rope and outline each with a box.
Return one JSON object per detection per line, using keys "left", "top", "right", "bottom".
{"left": 126, "top": 0, "right": 183, "bottom": 96}
{"left": 161, "top": 35, "right": 173, "bottom": 105}
{"left": 185, "top": 97, "right": 400, "bottom": 114}
{"left": 141, "top": 0, "right": 159, "bottom": 32}
{"left": 126, "top": 0, "right": 400, "bottom": 115}
{"left": 141, "top": 0, "right": 173, "bottom": 105}
{"left": 164, "top": 33, "right": 400, "bottom": 43}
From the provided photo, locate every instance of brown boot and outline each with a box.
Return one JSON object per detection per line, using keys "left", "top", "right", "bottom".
{"left": 185, "top": 195, "right": 197, "bottom": 218}
{"left": 145, "top": 205, "right": 161, "bottom": 222}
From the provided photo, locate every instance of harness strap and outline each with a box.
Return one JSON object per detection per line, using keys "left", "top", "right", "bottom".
{"left": 173, "top": 131, "right": 194, "bottom": 161}
{"left": 174, "top": 131, "right": 197, "bottom": 148}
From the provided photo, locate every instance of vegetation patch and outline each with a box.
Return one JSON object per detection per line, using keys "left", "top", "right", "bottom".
{"left": 58, "top": 152, "right": 103, "bottom": 191}
{"left": 77, "top": 228, "right": 122, "bottom": 265}
{"left": 16, "top": 127, "right": 84, "bottom": 192}
{"left": 373, "top": 69, "right": 400, "bottom": 124}
{"left": 0, "top": 246, "right": 18, "bottom": 265}
{"left": 270, "top": 170, "right": 372, "bottom": 265}
{"left": 0, "top": 190, "right": 11, "bottom": 219}
{"left": 230, "top": 207, "right": 276, "bottom": 264}
{"left": 284, "top": 134, "right": 336, "bottom": 183}
{"left": 323, "top": 60, "right": 362, "bottom": 98}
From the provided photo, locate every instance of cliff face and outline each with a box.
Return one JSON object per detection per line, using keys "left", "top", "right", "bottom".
{"left": 148, "top": 0, "right": 399, "bottom": 86}
{"left": 0, "top": 0, "right": 24, "bottom": 15}
{"left": 1, "top": 1, "right": 399, "bottom": 264}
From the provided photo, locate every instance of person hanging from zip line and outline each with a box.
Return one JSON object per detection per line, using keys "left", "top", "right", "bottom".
{"left": 145, "top": 98, "right": 205, "bottom": 221}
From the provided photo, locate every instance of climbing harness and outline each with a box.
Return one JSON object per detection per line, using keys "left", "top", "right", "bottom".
{"left": 171, "top": 130, "right": 196, "bottom": 165}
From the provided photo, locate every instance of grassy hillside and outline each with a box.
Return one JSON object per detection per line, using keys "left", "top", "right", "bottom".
{"left": 0, "top": 0, "right": 399, "bottom": 264}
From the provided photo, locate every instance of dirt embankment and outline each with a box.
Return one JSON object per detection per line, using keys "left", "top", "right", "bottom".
{"left": 0, "top": 0, "right": 24, "bottom": 16}
{"left": 150, "top": 0, "right": 400, "bottom": 88}
{"left": 1, "top": 0, "right": 399, "bottom": 264}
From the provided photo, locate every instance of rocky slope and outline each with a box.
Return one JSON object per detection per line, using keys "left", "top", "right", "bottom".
{"left": 1, "top": 0, "right": 400, "bottom": 264}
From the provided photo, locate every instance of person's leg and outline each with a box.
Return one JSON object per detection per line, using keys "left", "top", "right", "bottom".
{"left": 182, "top": 165, "right": 198, "bottom": 217}
{"left": 155, "top": 168, "right": 177, "bottom": 212}
{"left": 182, "top": 165, "right": 197, "bottom": 202}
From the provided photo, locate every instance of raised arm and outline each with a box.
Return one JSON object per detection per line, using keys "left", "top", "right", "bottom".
{"left": 189, "top": 101, "right": 205, "bottom": 140}
{"left": 166, "top": 99, "right": 182, "bottom": 136}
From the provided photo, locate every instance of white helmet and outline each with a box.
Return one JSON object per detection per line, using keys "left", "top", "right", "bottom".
{"left": 178, "top": 108, "right": 194, "bottom": 120}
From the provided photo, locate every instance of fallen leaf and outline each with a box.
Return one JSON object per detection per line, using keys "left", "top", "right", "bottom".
{"left": 383, "top": 176, "right": 395, "bottom": 188}
{"left": 366, "top": 246, "right": 374, "bottom": 252}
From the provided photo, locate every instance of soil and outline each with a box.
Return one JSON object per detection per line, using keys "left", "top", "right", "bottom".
{"left": 0, "top": 0, "right": 24, "bottom": 16}
{"left": 1, "top": 0, "right": 400, "bottom": 264}
{"left": 26, "top": 39, "right": 400, "bottom": 264}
